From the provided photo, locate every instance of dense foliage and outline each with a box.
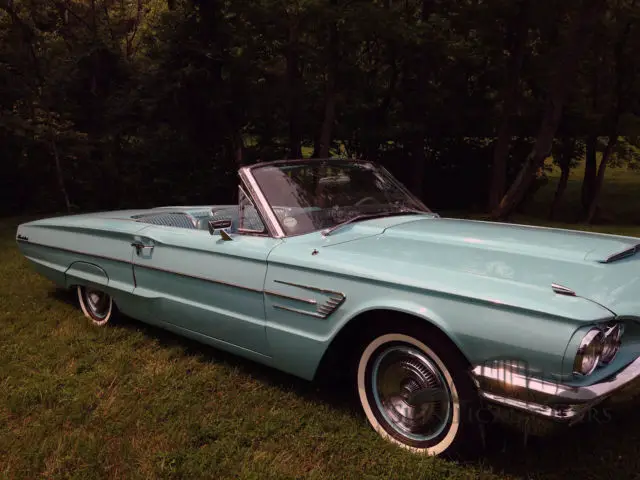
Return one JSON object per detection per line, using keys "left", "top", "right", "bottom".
{"left": 1, "top": 0, "right": 639, "bottom": 220}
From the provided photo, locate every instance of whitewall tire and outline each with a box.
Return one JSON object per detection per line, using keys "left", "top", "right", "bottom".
{"left": 356, "top": 328, "right": 481, "bottom": 456}
{"left": 77, "top": 286, "right": 116, "bottom": 326}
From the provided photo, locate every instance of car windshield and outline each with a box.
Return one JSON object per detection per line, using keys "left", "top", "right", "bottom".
{"left": 250, "top": 160, "right": 430, "bottom": 236}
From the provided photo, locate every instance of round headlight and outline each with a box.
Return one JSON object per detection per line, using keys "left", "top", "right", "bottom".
{"left": 573, "top": 328, "right": 604, "bottom": 375}
{"left": 600, "top": 323, "right": 624, "bottom": 365}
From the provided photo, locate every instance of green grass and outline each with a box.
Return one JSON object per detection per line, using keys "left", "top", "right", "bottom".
{"left": 1, "top": 165, "right": 640, "bottom": 479}
{"left": 522, "top": 159, "right": 640, "bottom": 225}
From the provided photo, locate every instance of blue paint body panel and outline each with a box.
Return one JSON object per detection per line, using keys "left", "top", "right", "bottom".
{"left": 15, "top": 205, "right": 640, "bottom": 388}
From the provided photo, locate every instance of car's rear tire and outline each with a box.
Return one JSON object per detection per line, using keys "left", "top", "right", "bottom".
{"left": 356, "top": 323, "right": 483, "bottom": 457}
{"left": 77, "top": 286, "right": 117, "bottom": 326}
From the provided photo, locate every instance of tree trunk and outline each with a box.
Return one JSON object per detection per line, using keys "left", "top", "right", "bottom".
{"left": 364, "top": 53, "right": 398, "bottom": 161}
{"left": 549, "top": 165, "right": 570, "bottom": 220}
{"left": 586, "top": 135, "right": 617, "bottom": 223}
{"left": 231, "top": 131, "right": 244, "bottom": 166}
{"left": 1, "top": 1, "right": 71, "bottom": 212}
{"left": 581, "top": 135, "right": 598, "bottom": 210}
{"left": 49, "top": 125, "right": 72, "bottom": 212}
{"left": 363, "top": 0, "right": 398, "bottom": 162}
{"left": 403, "top": 0, "right": 433, "bottom": 199}
{"left": 286, "top": 16, "right": 303, "bottom": 159}
{"left": 491, "top": 0, "right": 602, "bottom": 220}
{"left": 489, "top": 0, "right": 531, "bottom": 211}
{"left": 314, "top": 0, "right": 338, "bottom": 159}
{"left": 585, "top": 5, "right": 633, "bottom": 223}
{"left": 549, "top": 138, "right": 574, "bottom": 220}
{"left": 316, "top": 88, "right": 336, "bottom": 158}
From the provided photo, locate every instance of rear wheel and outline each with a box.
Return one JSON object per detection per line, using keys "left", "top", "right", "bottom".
{"left": 77, "top": 286, "right": 116, "bottom": 326}
{"left": 356, "top": 325, "right": 482, "bottom": 456}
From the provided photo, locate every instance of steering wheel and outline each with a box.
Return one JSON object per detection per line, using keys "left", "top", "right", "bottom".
{"left": 354, "top": 196, "right": 377, "bottom": 207}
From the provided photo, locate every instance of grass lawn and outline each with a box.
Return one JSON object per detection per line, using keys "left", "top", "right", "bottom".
{"left": 520, "top": 159, "right": 640, "bottom": 226}
{"left": 1, "top": 165, "right": 640, "bottom": 479}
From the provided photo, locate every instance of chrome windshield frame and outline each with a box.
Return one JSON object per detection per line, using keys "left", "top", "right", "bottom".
{"left": 239, "top": 166, "right": 286, "bottom": 238}
{"left": 239, "top": 158, "right": 431, "bottom": 239}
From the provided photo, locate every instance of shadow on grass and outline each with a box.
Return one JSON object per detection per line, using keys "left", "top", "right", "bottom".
{"left": 49, "top": 287, "right": 361, "bottom": 414}
{"left": 478, "top": 403, "right": 640, "bottom": 479}
{"left": 49, "top": 286, "right": 640, "bottom": 479}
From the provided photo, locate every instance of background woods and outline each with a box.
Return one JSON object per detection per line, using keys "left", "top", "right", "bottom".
{"left": 1, "top": 0, "right": 639, "bottom": 222}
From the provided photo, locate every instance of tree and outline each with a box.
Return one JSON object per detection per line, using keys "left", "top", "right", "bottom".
{"left": 586, "top": 0, "right": 639, "bottom": 222}
{"left": 488, "top": 0, "right": 531, "bottom": 211}
{"left": 492, "top": 0, "right": 605, "bottom": 220}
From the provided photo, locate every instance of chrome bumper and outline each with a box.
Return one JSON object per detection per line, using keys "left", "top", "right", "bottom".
{"left": 470, "top": 356, "right": 640, "bottom": 422}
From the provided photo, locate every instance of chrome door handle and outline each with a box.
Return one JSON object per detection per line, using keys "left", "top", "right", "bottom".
{"left": 131, "top": 241, "right": 154, "bottom": 254}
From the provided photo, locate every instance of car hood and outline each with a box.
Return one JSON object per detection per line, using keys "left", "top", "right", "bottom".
{"left": 322, "top": 217, "right": 640, "bottom": 318}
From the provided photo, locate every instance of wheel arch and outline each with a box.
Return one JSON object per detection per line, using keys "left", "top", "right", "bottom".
{"left": 314, "top": 305, "right": 470, "bottom": 383}
{"left": 65, "top": 261, "right": 109, "bottom": 289}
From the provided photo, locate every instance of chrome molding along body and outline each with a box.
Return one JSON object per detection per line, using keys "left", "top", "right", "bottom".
{"left": 238, "top": 166, "right": 285, "bottom": 238}
{"left": 18, "top": 240, "right": 264, "bottom": 294}
{"left": 19, "top": 241, "right": 348, "bottom": 313}
{"left": 470, "top": 356, "right": 640, "bottom": 422}
{"left": 267, "top": 280, "right": 346, "bottom": 319}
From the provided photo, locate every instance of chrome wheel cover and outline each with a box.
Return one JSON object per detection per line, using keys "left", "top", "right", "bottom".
{"left": 371, "top": 345, "right": 452, "bottom": 442}
{"left": 83, "top": 288, "right": 111, "bottom": 319}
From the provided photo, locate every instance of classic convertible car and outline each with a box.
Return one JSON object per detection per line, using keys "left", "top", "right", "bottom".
{"left": 16, "top": 158, "right": 640, "bottom": 456}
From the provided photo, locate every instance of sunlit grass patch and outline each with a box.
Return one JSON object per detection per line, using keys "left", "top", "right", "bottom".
{"left": 1, "top": 214, "right": 639, "bottom": 479}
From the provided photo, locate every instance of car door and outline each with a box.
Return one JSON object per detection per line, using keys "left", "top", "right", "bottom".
{"left": 130, "top": 217, "right": 281, "bottom": 356}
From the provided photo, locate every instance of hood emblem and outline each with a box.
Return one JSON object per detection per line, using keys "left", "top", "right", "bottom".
{"left": 551, "top": 283, "right": 576, "bottom": 296}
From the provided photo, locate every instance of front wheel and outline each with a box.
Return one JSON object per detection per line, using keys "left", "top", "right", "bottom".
{"left": 356, "top": 329, "right": 481, "bottom": 456}
{"left": 77, "top": 286, "right": 117, "bottom": 326}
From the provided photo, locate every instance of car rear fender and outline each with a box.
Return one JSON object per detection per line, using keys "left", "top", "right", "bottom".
{"left": 65, "top": 261, "right": 109, "bottom": 289}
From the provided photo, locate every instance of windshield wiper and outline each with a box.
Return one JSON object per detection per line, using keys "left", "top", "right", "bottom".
{"left": 321, "top": 209, "right": 423, "bottom": 237}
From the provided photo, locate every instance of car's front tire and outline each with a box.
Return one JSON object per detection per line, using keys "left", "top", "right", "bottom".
{"left": 356, "top": 325, "right": 482, "bottom": 457}
{"left": 77, "top": 286, "right": 117, "bottom": 326}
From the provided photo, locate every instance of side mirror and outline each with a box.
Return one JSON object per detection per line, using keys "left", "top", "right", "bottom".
{"left": 208, "top": 219, "right": 233, "bottom": 241}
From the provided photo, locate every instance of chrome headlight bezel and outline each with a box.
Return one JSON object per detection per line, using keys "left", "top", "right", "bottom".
{"left": 573, "top": 328, "right": 604, "bottom": 376}
{"left": 573, "top": 322, "right": 625, "bottom": 376}
{"left": 600, "top": 322, "right": 624, "bottom": 365}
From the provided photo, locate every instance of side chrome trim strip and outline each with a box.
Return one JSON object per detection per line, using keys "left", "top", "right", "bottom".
{"left": 18, "top": 240, "right": 131, "bottom": 265}
{"left": 274, "top": 305, "right": 327, "bottom": 318}
{"left": 135, "top": 263, "right": 263, "bottom": 294}
{"left": 264, "top": 290, "right": 317, "bottom": 305}
{"left": 18, "top": 240, "right": 263, "bottom": 294}
{"left": 274, "top": 279, "right": 344, "bottom": 296}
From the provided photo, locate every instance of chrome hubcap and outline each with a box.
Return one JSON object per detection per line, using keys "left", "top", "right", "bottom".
{"left": 84, "top": 288, "right": 110, "bottom": 319}
{"left": 372, "top": 346, "right": 452, "bottom": 441}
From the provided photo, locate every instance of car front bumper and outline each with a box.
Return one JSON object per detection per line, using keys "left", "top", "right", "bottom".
{"left": 470, "top": 356, "right": 640, "bottom": 423}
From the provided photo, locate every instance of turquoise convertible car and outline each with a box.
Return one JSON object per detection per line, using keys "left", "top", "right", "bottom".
{"left": 16, "top": 158, "right": 640, "bottom": 456}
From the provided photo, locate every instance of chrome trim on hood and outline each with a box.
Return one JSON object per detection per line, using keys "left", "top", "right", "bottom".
{"left": 600, "top": 244, "right": 640, "bottom": 263}
{"left": 552, "top": 283, "right": 576, "bottom": 296}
